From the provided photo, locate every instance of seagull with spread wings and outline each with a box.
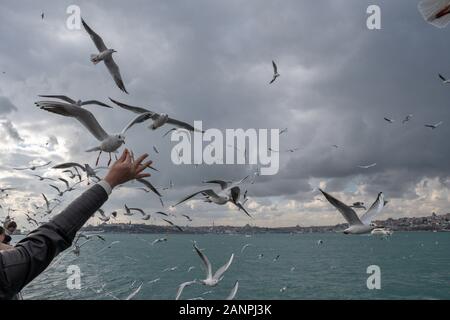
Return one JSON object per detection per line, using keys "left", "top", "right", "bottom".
{"left": 109, "top": 98, "right": 202, "bottom": 133}
{"left": 81, "top": 18, "right": 128, "bottom": 94}
{"left": 172, "top": 177, "right": 251, "bottom": 217}
{"left": 270, "top": 60, "right": 280, "bottom": 84}
{"left": 319, "top": 189, "right": 386, "bottom": 234}
{"left": 193, "top": 243, "right": 234, "bottom": 286}
{"left": 35, "top": 100, "right": 152, "bottom": 165}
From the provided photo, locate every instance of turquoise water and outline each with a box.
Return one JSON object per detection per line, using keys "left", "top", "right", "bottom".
{"left": 20, "top": 232, "right": 450, "bottom": 300}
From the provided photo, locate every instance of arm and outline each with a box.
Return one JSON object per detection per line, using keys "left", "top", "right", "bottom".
{"left": 0, "top": 149, "right": 152, "bottom": 300}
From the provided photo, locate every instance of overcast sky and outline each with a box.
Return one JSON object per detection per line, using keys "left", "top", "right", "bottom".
{"left": 1, "top": 0, "right": 450, "bottom": 229}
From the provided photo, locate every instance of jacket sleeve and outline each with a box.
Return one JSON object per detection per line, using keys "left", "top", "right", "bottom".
{"left": 0, "top": 184, "right": 108, "bottom": 300}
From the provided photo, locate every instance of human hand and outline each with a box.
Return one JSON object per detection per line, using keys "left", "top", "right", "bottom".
{"left": 103, "top": 149, "right": 152, "bottom": 189}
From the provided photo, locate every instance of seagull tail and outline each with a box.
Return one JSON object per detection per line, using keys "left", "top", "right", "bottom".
{"left": 90, "top": 54, "right": 101, "bottom": 64}
{"left": 85, "top": 146, "right": 101, "bottom": 152}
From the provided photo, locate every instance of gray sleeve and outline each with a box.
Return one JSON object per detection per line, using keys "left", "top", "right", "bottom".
{"left": 0, "top": 184, "right": 108, "bottom": 300}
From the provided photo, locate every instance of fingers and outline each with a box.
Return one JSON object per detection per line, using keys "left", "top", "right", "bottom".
{"left": 124, "top": 149, "right": 132, "bottom": 165}
{"left": 118, "top": 149, "right": 128, "bottom": 162}
{"left": 134, "top": 154, "right": 149, "bottom": 168}
{"left": 136, "top": 160, "right": 153, "bottom": 174}
{"left": 136, "top": 173, "right": 151, "bottom": 179}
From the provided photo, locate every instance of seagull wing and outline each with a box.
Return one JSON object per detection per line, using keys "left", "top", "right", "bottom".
{"left": 109, "top": 98, "right": 153, "bottom": 114}
{"left": 136, "top": 178, "right": 162, "bottom": 197}
{"left": 162, "top": 219, "right": 183, "bottom": 232}
{"left": 173, "top": 189, "right": 217, "bottom": 207}
{"left": 193, "top": 243, "right": 212, "bottom": 279}
{"left": 272, "top": 60, "right": 278, "bottom": 74}
{"left": 53, "top": 162, "right": 86, "bottom": 171}
{"left": 176, "top": 280, "right": 197, "bottom": 300}
{"left": 42, "top": 193, "right": 50, "bottom": 210}
{"left": 213, "top": 253, "right": 234, "bottom": 281}
{"left": 81, "top": 18, "right": 107, "bottom": 52}
{"left": 104, "top": 56, "right": 128, "bottom": 94}
{"left": 121, "top": 112, "right": 154, "bottom": 134}
{"left": 38, "top": 95, "right": 76, "bottom": 104}
{"left": 360, "top": 193, "right": 385, "bottom": 225}
{"left": 166, "top": 118, "right": 198, "bottom": 132}
{"left": 58, "top": 178, "right": 70, "bottom": 189}
{"left": 319, "top": 189, "right": 363, "bottom": 226}
{"left": 125, "top": 283, "right": 142, "bottom": 300}
{"left": 81, "top": 100, "right": 113, "bottom": 108}
{"left": 36, "top": 101, "right": 109, "bottom": 141}
{"left": 129, "top": 208, "right": 145, "bottom": 215}
{"left": 203, "top": 180, "right": 229, "bottom": 190}
{"left": 226, "top": 281, "right": 239, "bottom": 300}
{"left": 235, "top": 202, "right": 252, "bottom": 218}
{"left": 439, "top": 74, "right": 446, "bottom": 81}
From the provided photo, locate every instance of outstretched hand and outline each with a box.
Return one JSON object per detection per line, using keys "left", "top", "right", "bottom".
{"left": 104, "top": 149, "right": 152, "bottom": 189}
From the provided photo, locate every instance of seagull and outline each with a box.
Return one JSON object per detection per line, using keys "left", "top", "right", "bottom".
{"left": 273, "top": 255, "right": 280, "bottom": 262}
{"left": 226, "top": 281, "right": 239, "bottom": 300}
{"left": 175, "top": 280, "right": 198, "bottom": 300}
{"left": 319, "top": 189, "right": 386, "bottom": 234}
{"left": 162, "top": 219, "right": 183, "bottom": 232}
{"left": 270, "top": 60, "right": 280, "bottom": 84}
{"left": 151, "top": 237, "right": 167, "bottom": 245}
{"left": 41, "top": 12, "right": 44, "bottom": 20}
{"left": 49, "top": 184, "right": 65, "bottom": 197}
{"left": 402, "top": 114, "right": 413, "bottom": 124}
{"left": 35, "top": 101, "right": 151, "bottom": 165}
{"left": 418, "top": 0, "right": 450, "bottom": 28}
{"left": 425, "top": 121, "right": 443, "bottom": 129}
{"left": 163, "top": 266, "right": 178, "bottom": 272}
{"left": 384, "top": 117, "right": 394, "bottom": 123}
{"left": 439, "top": 73, "right": 450, "bottom": 84}
{"left": 58, "top": 177, "right": 82, "bottom": 193}
{"left": 136, "top": 178, "right": 162, "bottom": 198}
{"left": 240, "top": 243, "right": 253, "bottom": 254}
{"left": 81, "top": 19, "right": 128, "bottom": 93}
{"left": 42, "top": 193, "right": 57, "bottom": 215}
{"left": 279, "top": 128, "right": 288, "bottom": 135}
{"left": 31, "top": 174, "right": 55, "bottom": 182}
{"left": 125, "top": 283, "right": 143, "bottom": 300}
{"left": 173, "top": 177, "right": 251, "bottom": 217}
{"left": 53, "top": 162, "right": 103, "bottom": 184}
{"left": 332, "top": 144, "right": 339, "bottom": 148}
{"left": 358, "top": 163, "right": 377, "bottom": 169}
{"left": 350, "top": 202, "right": 366, "bottom": 210}
{"left": 0, "top": 187, "right": 14, "bottom": 193}
{"left": 153, "top": 146, "right": 159, "bottom": 154}
{"left": 13, "top": 161, "right": 52, "bottom": 171}
{"left": 182, "top": 214, "right": 192, "bottom": 222}
{"left": 38, "top": 95, "right": 113, "bottom": 108}
{"left": 193, "top": 243, "right": 234, "bottom": 286}
{"left": 109, "top": 98, "right": 202, "bottom": 133}
{"left": 187, "top": 266, "right": 196, "bottom": 272}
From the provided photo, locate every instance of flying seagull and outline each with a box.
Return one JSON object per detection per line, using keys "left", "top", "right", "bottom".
{"left": 438, "top": 73, "right": 450, "bottom": 84}
{"left": 358, "top": 163, "right": 377, "bottom": 169}
{"left": 81, "top": 18, "right": 128, "bottom": 93}
{"left": 13, "top": 161, "right": 52, "bottom": 171}
{"left": 384, "top": 117, "right": 394, "bottom": 123}
{"left": 53, "top": 162, "right": 103, "bottom": 184}
{"left": 39, "top": 95, "right": 113, "bottom": 108}
{"left": 425, "top": 121, "right": 443, "bottom": 129}
{"left": 31, "top": 174, "right": 55, "bottom": 182}
{"left": 193, "top": 243, "right": 234, "bottom": 286}
{"left": 109, "top": 98, "right": 202, "bottom": 133}
{"left": 402, "top": 114, "right": 413, "bottom": 124}
{"left": 173, "top": 179, "right": 251, "bottom": 218}
{"left": 270, "top": 60, "right": 280, "bottom": 84}
{"left": 226, "top": 281, "right": 239, "bottom": 300}
{"left": 35, "top": 101, "right": 151, "bottom": 165}
{"left": 162, "top": 219, "right": 183, "bottom": 232}
{"left": 319, "top": 189, "right": 385, "bottom": 234}
{"left": 418, "top": 0, "right": 450, "bottom": 28}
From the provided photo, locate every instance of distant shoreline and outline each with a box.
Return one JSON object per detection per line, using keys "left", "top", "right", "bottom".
{"left": 79, "top": 212, "right": 450, "bottom": 235}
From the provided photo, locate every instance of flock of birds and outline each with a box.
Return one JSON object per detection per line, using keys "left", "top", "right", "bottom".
{"left": 1, "top": 2, "right": 450, "bottom": 299}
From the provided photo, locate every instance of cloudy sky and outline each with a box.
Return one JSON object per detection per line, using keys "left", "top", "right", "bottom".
{"left": 1, "top": 0, "right": 450, "bottom": 229}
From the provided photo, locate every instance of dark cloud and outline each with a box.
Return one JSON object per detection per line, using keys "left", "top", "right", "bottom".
{"left": 0, "top": 0, "right": 449, "bottom": 227}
